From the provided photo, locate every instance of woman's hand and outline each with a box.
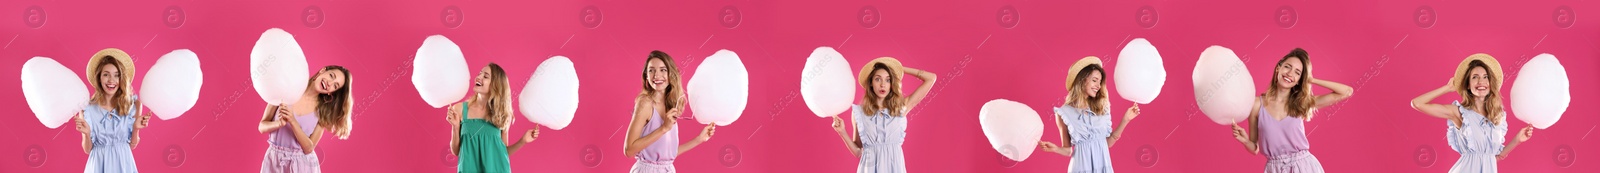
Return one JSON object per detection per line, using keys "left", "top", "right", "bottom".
{"left": 662, "top": 108, "right": 682, "bottom": 129}
{"left": 831, "top": 116, "right": 847, "bottom": 134}
{"left": 696, "top": 123, "right": 716, "bottom": 142}
{"left": 133, "top": 113, "right": 150, "bottom": 130}
{"left": 1124, "top": 104, "right": 1142, "bottom": 121}
{"left": 74, "top": 113, "right": 90, "bottom": 134}
{"left": 1515, "top": 126, "right": 1533, "bottom": 143}
{"left": 446, "top": 105, "right": 462, "bottom": 127}
{"left": 1231, "top": 123, "right": 1251, "bottom": 144}
{"left": 521, "top": 128, "right": 539, "bottom": 143}
{"left": 278, "top": 108, "right": 299, "bottom": 127}
{"left": 1038, "top": 141, "right": 1072, "bottom": 156}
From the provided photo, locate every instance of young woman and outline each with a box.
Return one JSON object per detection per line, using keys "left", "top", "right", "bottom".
{"left": 258, "top": 65, "right": 354, "bottom": 173}
{"left": 76, "top": 48, "right": 150, "bottom": 173}
{"left": 1036, "top": 57, "right": 1142, "bottom": 173}
{"left": 1409, "top": 54, "right": 1533, "bottom": 172}
{"left": 829, "top": 57, "right": 937, "bottom": 173}
{"left": 1229, "top": 48, "right": 1353, "bottom": 173}
{"left": 445, "top": 63, "right": 538, "bottom": 172}
{"left": 624, "top": 51, "right": 716, "bottom": 173}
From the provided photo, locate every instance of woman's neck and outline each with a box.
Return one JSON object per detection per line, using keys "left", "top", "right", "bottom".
{"left": 1269, "top": 87, "right": 1290, "bottom": 102}
{"left": 1469, "top": 95, "right": 1488, "bottom": 112}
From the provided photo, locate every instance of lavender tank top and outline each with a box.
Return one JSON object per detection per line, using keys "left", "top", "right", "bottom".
{"left": 1256, "top": 105, "right": 1311, "bottom": 156}
{"left": 636, "top": 108, "right": 678, "bottom": 162}
{"left": 269, "top": 110, "right": 320, "bottom": 148}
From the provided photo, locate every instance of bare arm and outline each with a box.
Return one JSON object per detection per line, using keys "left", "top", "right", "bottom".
{"left": 678, "top": 124, "right": 714, "bottom": 155}
{"left": 76, "top": 113, "right": 91, "bottom": 154}
{"left": 1107, "top": 105, "right": 1140, "bottom": 146}
{"left": 1498, "top": 120, "right": 1533, "bottom": 160}
{"left": 1309, "top": 78, "right": 1354, "bottom": 110}
{"left": 279, "top": 108, "right": 323, "bottom": 154}
{"left": 259, "top": 105, "right": 287, "bottom": 133}
{"left": 623, "top": 98, "right": 673, "bottom": 157}
{"left": 446, "top": 103, "right": 462, "bottom": 156}
{"left": 900, "top": 67, "right": 937, "bottom": 111}
{"left": 1410, "top": 84, "right": 1462, "bottom": 124}
{"left": 1233, "top": 97, "right": 1263, "bottom": 155}
{"left": 831, "top": 115, "right": 863, "bottom": 157}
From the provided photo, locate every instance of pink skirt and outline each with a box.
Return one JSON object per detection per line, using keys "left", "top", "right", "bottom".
{"left": 261, "top": 145, "right": 320, "bottom": 173}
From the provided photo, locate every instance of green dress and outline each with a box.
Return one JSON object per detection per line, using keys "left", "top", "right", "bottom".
{"left": 457, "top": 102, "right": 511, "bottom": 172}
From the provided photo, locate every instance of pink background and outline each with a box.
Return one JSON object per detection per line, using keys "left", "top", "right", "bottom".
{"left": 0, "top": 0, "right": 1595, "bottom": 172}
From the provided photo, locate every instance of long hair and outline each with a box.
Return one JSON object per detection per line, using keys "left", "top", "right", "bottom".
{"left": 641, "top": 50, "right": 684, "bottom": 111}
{"left": 90, "top": 56, "right": 132, "bottom": 116}
{"left": 1458, "top": 60, "right": 1504, "bottom": 125}
{"left": 481, "top": 63, "right": 514, "bottom": 129}
{"left": 1267, "top": 48, "right": 1316, "bottom": 118}
{"left": 1069, "top": 64, "right": 1109, "bottom": 115}
{"left": 311, "top": 65, "right": 353, "bottom": 132}
{"left": 861, "top": 63, "right": 905, "bottom": 116}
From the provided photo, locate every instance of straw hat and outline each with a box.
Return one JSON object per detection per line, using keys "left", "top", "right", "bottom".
{"left": 1065, "top": 56, "right": 1105, "bottom": 91}
{"left": 86, "top": 48, "right": 134, "bottom": 92}
{"left": 1453, "top": 53, "right": 1503, "bottom": 89}
{"left": 857, "top": 57, "right": 904, "bottom": 90}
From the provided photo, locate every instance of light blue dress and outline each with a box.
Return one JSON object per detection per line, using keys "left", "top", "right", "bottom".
{"left": 83, "top": 97, "right": 139, "bottom": 173}
{"left": 853, "top": 105, "right": 906, "bottom": 173}
{"left": 1447, "top": 101, "right": 1507, "bottom": 173}
{"left": 1055, "top": 106, "right": 1113, "bottom": 173}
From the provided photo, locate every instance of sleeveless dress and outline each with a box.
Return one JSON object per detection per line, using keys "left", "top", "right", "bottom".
{"left": 1446, "top": 101, "right": 1507, "bottom": 173}
{"left": 631, "top": 108, "right": 678, "bottom": 173}
{"left": 1055, "top": 106, "right": 1113, "bottom": 173}
{"left": 261, "top": 106, "right": 321, "bottom": 173}
{"left": 1256, "top": 105, "right": 1323, "bottom": 173}
{"left": 853, "top": 105, "right": 906, "bottom": 173}
{"left": 457, "top": 102, "right": 513, "bottom": 173}
{"left": 83, "top": 97, "right": 139, "bottom": 173}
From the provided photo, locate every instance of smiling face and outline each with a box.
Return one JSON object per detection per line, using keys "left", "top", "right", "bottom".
{"left": 472, "top": 66, "right": 493, "bottom": 95}
{"left": 1465, "top": 66, "right": 1491, "bottom": 97}
{"left": 1275, "top": 57, "right": 1305, "bottom": 89}
{"left": 646, "top": 58, "right": 671, "bottom": 91}
{"left": 1081, "top": 71, "right": 1103, "bottom": 97}
{"left": 97, "top": 63, "right": 121, "bottom": 95}
{"left": 312, "top": 68, "right": 347, "bottom": 94}
{"left": 871, "top": 69, "right": 892, "bottom": 98}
